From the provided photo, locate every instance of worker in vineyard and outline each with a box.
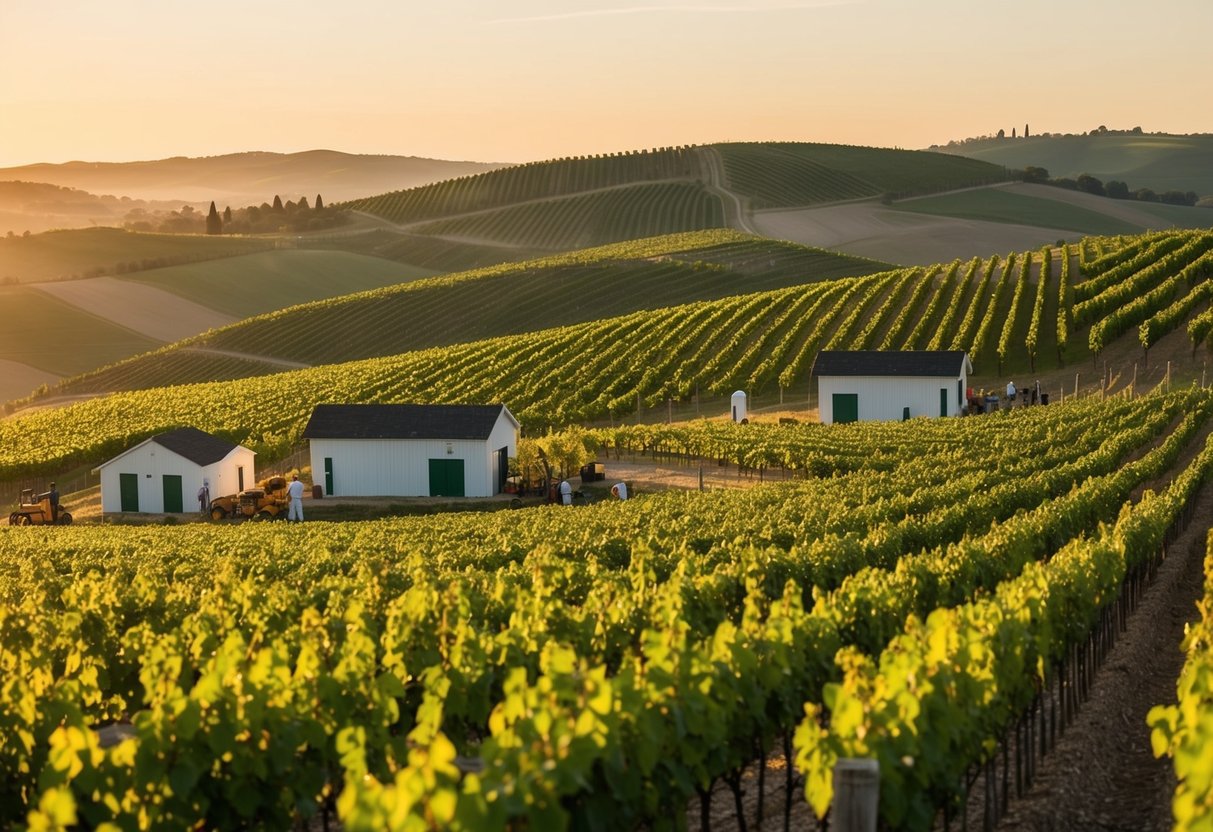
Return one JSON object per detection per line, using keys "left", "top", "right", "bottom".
{"left": 287, "top": 473, "right": 305, "bottom": 521}
{"left": 1006, "top": 380, "right": 1016, "bottom": 407}
{"left": 559, "top": 478, "right": 573, "bottom": 506}
{"left": 197, "top": 480, "right": 210, "bottom": 516}
{"left": 46, "top": 482, "right": 60, "bottom": 524}
{"left": 611, "top": 481, "right": 628, "bottom": 501}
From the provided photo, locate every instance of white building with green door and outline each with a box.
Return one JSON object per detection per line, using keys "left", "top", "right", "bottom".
{"left": 302, "top": 403, "right": 519, "bottom": 499}
{"left": 95, "top": 427, "right": 255, "bottom": 514}
{"left": 813, "top": 350, "right": 973, "bottom": 424}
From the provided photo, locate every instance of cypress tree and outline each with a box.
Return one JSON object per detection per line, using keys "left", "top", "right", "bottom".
{"left": 223, "top": 205, "right": 232, "bottom": 223}
{"left": 272, "top": 194, "right": 284, "bottom": 212}
{"left": 205, "top": 201, "right": 222, "bottom": 235}
{"left": 315, "top": 194, "right": 324, "bottom": 210}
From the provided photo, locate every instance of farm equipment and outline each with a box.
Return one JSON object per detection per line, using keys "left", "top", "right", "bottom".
{"left": 9, "top": 489, "right": 72, "bottom": 526}
{"left": 208, "top": 476, "right": 289, "bottom": 521}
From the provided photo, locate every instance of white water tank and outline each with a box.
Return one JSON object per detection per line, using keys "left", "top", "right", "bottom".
{"left": 731, "top": 390, "right": 748, "bottom": 423}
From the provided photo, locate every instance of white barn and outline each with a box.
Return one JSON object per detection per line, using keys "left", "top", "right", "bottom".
{"left": 813, "top": 350, "right": 973, "bottom": 424}
{"left": 95, "top": 427, "right": 256, "bottom": 513}
{"left": 303, "top": 403, "right": 519, "bottom": 498}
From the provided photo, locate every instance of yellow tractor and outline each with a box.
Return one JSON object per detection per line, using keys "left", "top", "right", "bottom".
{"left": 208, "top": 476, "right": 289, "bottom": 521}
{"left": 9, "top": 488, "right": 72, "bottom": 526}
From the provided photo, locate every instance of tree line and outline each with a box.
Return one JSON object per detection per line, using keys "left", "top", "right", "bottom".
{"left": 1012, "top": 166, "right": 1201, "bottom": 206}
{"left": 124, "top": 194, "right": 347, "bottom": 235}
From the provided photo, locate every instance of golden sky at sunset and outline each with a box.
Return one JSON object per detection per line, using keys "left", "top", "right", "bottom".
{"left": 2, "top": 0, "right": 1212, "bottom": 166}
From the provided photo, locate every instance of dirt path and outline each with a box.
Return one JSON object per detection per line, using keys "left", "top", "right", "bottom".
{"left": 993, "top": 489, "right": 1211, "bottom": 831}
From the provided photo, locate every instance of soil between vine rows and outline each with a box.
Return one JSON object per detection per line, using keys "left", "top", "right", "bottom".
{"left": 694, "top": 447, "right": 1212, "bottom": 832}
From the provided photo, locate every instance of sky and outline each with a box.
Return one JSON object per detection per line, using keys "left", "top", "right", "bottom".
{"left": 2, "top": 0, "right": 1212, "bottom": 167}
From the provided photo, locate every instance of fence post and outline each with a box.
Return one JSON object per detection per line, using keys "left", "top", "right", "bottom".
{"left": 832, "top": 758, "right": 880, "bottom": 832}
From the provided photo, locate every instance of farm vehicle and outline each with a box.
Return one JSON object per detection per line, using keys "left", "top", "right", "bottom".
{"left": 9, "top": 488, "right": 72, "bottom": 526}
{"left": 208, "top": 475, "right": 289, "bottom": 521}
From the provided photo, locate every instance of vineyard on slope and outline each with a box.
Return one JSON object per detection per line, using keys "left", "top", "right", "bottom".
{"left": 9, "top": 229, "right": 1213, "bottom": 478}
{"left": 3, "top": 391, "right": 1207, "bottom": 830}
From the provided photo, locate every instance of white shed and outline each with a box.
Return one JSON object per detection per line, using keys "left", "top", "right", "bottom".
{"left": 730, "top": 391, "right": 748, "bottom": 423}
{"left": 95, "top": 427, "right": 256, "bottom": 513}
{"left": 813, "top": 350, "right": 973, "bottom": 424}
{"left": 302, "top": 403, "right": 519, "bottom": 498}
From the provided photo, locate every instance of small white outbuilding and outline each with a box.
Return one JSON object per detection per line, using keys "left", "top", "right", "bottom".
{"left": 730, "top": 390, "right": 748, "bottom": 423}
{"left": 302, "top": 403, "right": 519, "bottom": 498}
{"left": 95, "top": 427, "right": 255, "bottom": 513}
{"left": 813, "top": 350, "right": 973, "bottom": 424}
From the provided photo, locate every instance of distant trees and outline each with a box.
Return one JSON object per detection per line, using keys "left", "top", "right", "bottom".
{"left": 205, "top": 201, "right": 223, "bottom": 235}
{"left": 1076, "top": 174, "right": 1105, "bottom": 196}
{"left": 122, "top": 192, "right": 347, "bottom": 235}
{"left": 1009, "top": 168, "right": 1201, "bottom": 206}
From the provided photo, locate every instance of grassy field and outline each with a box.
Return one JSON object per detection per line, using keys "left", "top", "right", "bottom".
{"left": 120, "top": 250, "right": 436, "bottom": 318}
{"left": 948, "top": 133, "right": 1213, "bottom": 195}
{"left": 0, "top": 228, "right": 275, "bottom": 283}
{"left": 895, "top": 188, "right": 1144, "bottom": 235}
{"left": 0, "top": 285, "right": 158, "bottom": 375}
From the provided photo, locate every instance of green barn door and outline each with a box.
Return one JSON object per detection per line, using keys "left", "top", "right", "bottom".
{"left": 832, "top": 393, "right": 859, "bottom": 424}
{"left": 162, "top": 475, "right": 183, "bottom": 513}
{"left": 119, "top": 473, "right": 139, "bottom": 512}
{"left": 940, "top": 387, "right": 948, "bottom": 417}
{"left": 428, "top": 459, "right": 466, "bottom": 497}
{"left": 324, "top": 457, "right": 334, "bottom": 496}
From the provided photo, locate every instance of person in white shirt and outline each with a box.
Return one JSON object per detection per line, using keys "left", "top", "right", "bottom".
{"left": 1006, "top": 381, "right": 1016, "bottom": 406}
{"left": 287, "top": 474, "right": 305, "bottom": 521}
{"left": 559, "top": 479, "right": 573, "bottom": 506}
{"left": 611, "top": 481, "right": 628, "bottom": 501}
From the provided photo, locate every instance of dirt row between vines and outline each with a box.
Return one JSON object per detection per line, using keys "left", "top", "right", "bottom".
{"left": 696, "top": 420, "right": 1213, "bottom": 832}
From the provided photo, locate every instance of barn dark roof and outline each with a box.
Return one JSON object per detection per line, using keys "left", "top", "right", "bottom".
{"left": 812, "top": 350, "right": 971, "bottom": 377}
{"left": 152, "top": 427, "right": 241, "bottom": 466}
{"left": 302, "top": 404, "right": 515, "bottom": 441}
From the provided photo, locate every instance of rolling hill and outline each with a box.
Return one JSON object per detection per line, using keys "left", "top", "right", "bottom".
{"left": 0, "top": 150, "right": 508, "bottom": 208}
{"left": 942, "top": 132, "right": 1213, "bottom": 196}
{"left": 4, "top": 227, "right": 1213, "bottom": 480}
{"left": 32, "top": 231, "right": 893, "bottom": 400}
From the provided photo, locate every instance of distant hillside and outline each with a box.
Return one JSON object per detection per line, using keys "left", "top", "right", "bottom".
{"left": 0, "top": 181, "right": 188, "bottom": 236}
{"left": 344, "top": 142, "right": 1009, "bottom": 251}
{"left": 7, "top": 227, "right": 1213, "bottom": 477}
{"left": 940, "top": 133, "right": 1213, "bottom": 198}
{"left": 0, "top": 150, "right": 508, "bottom": 207}
{"left": 34, "top": 231, "right": 893, "bottom": 400}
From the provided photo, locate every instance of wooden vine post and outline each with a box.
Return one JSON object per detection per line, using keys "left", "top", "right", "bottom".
{"left": 832, "top": 758, "right": 880, "bottom": 832}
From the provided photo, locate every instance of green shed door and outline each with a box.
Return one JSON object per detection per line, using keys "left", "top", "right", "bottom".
{"left": 832, "top": 393, "right": 858, "bottom": 424}
{"left": 428, "top": 459, "right": 466, "bottom": 497}
{"left": 324, "top": 457, "right": 334, "bottom": 496}
{"left": 119, "top": 473, "right": 139, "bottom": 512}
{"left": 162, "top": 475, "right": 183, "bottom": 513}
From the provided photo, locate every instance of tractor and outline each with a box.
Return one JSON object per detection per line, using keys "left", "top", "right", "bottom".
{"left": 9, "top": 489, "right": 72, "bottom": 526}
{"left": 208, "top": 476, "right": 289, "bottom": 521}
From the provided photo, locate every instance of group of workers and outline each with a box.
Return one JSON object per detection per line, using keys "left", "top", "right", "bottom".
{"left": 557, "top": 477, "right": 628, "bottom": 505}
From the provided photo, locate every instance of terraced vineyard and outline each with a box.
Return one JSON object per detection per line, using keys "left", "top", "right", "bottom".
{"left": 24, "top": 226, "right": 1213, "bottom": 426}
{"left": 341, "top": 142, "right": 1008, "bottom": 251}
{"left": 2, "top": 391, "right": 1208, "bottom": 829}
{"left": 41, "top": 231, "right": 892, "bottom": 399}
{"left": 717, "top": 142, "right": 1007, "bottom": 207}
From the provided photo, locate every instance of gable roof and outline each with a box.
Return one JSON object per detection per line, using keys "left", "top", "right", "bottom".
{"left": 151, "top": 427, "right": 243, "bottom": 466}
{"left": 302, "top": 403, "right": 517, "bottom": 441}
{"left": 94, "top": 426, "right": 247, "bottom": 472}
{"left": 812, "top": 350, "right": 972, "bottom": 378}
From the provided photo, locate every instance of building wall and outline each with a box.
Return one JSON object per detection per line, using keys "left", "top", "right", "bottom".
{"left": 309, "top": 411, "right": 519, "bottom": 498}
{"left": 310, "top": 437, "right": 495, "bottom": 498}
{"left": 818, "top": 372, "right": 967, "bottom": 424}
{"left": 99, "top": 445, "right": 255, "bottom": 513}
